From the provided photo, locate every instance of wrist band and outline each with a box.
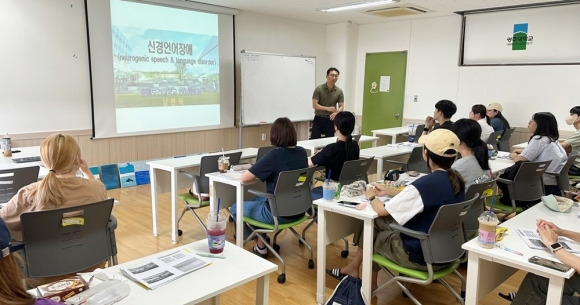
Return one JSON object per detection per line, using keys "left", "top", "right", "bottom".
{"left": 367, "top": 196, "right": 375, "bottom": 202}
{"left": 423, "top": 128, "right": 429, "bottom": 132}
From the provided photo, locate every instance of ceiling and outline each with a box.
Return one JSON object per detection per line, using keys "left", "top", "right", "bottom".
{"left": 192, "top": 0, "right": 563, "bottom": 24}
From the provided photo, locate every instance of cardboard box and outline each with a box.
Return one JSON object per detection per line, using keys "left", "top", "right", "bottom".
{"left": 36, "top": 275, "right": 88, "bottom": 302}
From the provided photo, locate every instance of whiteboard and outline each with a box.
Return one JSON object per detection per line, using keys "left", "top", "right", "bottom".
{"left": 241, "top": 52, "right": 316, "bottom": 125}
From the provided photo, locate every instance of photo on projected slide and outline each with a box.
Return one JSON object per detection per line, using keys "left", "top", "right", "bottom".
{"left": 110, "top": 0, "right": 221, "bottom": 133}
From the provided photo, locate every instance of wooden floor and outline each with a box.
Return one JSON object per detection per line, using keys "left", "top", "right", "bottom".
{"left": 107, "top": 184, "right": 524, "bottom": 305}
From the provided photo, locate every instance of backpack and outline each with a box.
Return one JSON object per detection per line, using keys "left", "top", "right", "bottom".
{"left": 325, "top": 276, "right": 367, "bottom": 305}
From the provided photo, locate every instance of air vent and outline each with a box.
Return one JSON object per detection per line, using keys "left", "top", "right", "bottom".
{"left": 365, "top": 5, "right": 432, "bottom": 18}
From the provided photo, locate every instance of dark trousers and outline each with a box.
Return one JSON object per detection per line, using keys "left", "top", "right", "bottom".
{"left": 310, "top": 115, "right": 334, "bottom": 139}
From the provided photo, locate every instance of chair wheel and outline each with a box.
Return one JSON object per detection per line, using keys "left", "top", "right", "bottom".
{"left": 178, "top": 229, "right": 183, "bottom": 236}
{"left": 277, "top": 274, "right": 286, "bottom": 284}
{"left": 273, "top": 244, "right": 280, "bottom": 251}
{"left": 341, "top": 250, "right": 349, "bottom": 258}
{"left": 308, "top": 259, "right": 314, "bottom": 269}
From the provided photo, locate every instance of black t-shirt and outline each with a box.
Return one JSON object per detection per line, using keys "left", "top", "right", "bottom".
{"left": 310, "top": 140, "right": 360, "bottom": 181}
{"left": 434, "top": 120, "right": 453, "bottom": 130}
{"left": 249, "top": 146, "right": 308, "bottom": 194}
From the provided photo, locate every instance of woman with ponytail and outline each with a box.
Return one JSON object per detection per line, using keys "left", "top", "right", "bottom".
{"left": 308, "top": 111, "right": 360, "bottom": 199}
{"left": 326, "top": 129, "right": 465, "bottom": 293}
{"left": 0, "top": 134, "right": 107, "bottom": 288}
{"left": 451, "top": 119, "right": 492, "bottom": 189}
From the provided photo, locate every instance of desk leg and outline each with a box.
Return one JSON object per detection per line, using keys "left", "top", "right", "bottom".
{"left": 391, "top": 136, "right": 397, "bottom": 145}
{"left": 316, "top": 207, "right": 328, "bottom": 305}
{"left": 376, "top": 158, "right": 383, "bottom": 181}
{"left": 465, "top": 252, "right": 482, "bottom": 305}
{"left": 150, "top": 168, "right": 159, "bottom": 237}
{"left": 546, "top": 276, "right": 565, "bottom": 304}
{"left": 170, "top": 170, "right": 178, "bottom": 244}
{"left": 465, "top": 251, "right": 517, "bottom": 305}
{"left": 236, "top": 185, "right": 244, "bottom": 247}
{"left": 360, "top": 218, "right": 373, "bottom": 303}
{"left": 371, "top": 133, "right": 378, "bottom": 147}
{"left": 255, "top": 274, "right": 270, "bottom": 305}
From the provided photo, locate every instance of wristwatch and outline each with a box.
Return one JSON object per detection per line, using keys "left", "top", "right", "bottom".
{"left": 423, "top": 127, "right": 430, "bottom": 132}
{"left": 550, "top": 242, "right": 563, "bottom": 253}
{"left": 367, "top": 196, "right": 375, "bottom": 202}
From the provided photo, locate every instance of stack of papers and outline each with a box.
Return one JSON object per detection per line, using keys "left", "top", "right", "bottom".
{"left": 121, "top": 248, "right": 210, "bottom": 289}
{"left": 516, "top": 228, "right": 580, "bottom": 253}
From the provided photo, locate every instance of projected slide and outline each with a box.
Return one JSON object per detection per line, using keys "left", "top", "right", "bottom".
{"left": 110, "top": 0, "right": 220, "bottom": 133}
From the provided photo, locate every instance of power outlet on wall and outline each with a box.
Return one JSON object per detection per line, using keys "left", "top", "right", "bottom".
{"left": 261, "top": 133, "right": 266, "bottom": 141}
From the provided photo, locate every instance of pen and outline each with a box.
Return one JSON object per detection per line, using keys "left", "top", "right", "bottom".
{"left": 496, "top": 244, "right": 523, "bottom": 256}
{"left": 196, "top": 253, "right": 226, "bottom": 259}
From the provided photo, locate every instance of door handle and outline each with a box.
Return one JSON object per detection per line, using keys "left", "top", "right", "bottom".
{"left": 394, "top": 113, "right": 400, "bottom": 118}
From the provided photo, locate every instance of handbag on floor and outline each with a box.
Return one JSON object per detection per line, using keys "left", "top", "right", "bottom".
{"left": 325, "top": 275, "right": 367, "bottom": 305}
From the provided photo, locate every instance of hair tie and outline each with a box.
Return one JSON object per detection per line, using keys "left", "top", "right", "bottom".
{"left": 49, "top": 169, "right": 56, "bottom": 173}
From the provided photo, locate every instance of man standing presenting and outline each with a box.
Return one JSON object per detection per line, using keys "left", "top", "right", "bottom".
{"left": 311, "top": 67, "right": 344, "bottom": 139}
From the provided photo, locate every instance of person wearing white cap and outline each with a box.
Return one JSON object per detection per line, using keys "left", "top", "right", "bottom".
{"left": 0, "top": 218, "right": 64, "bottom": 305}
{"left": 486, "top": 102, "right": 511, "bottom": 132}
{"left": 325, "top": 129, "right": 465, "bottom": 293}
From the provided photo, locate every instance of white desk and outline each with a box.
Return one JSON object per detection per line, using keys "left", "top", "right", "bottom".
{"left": 489, "top": 157, "right": 515, "bottom": 174}
{"left": 32, "top": 240, "right": 277, "bottom": 305}
{"left": 371, "top": 127, "right": 409, "bottom": 144}
{"left": 0, "top": 146, "right": 48, "bottom": 178}
{"left": 359, "top": 144, "right": 414, "bottom": 180}
{"left": 297, "top": 135, "right": 379, "bottom": 155}
{"left": 206, "top": 171, "right": 264, "bottom": 247}
{"left": 462, "top": 203, "right": 578, "bottom": 305}
{"left": 315, "top": 197, "right": 378, "bottom": 304}
{"left": 147, "top": 148, "right": 258, "bottom": 243}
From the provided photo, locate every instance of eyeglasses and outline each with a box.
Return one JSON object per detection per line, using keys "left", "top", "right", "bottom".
{"left": 328, "top": 74, "right": 339, "bottom": 78}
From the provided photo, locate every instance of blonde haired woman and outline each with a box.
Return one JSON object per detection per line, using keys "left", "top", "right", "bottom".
{"left": 0, "top": 134, "right": 107, "bottom": 287}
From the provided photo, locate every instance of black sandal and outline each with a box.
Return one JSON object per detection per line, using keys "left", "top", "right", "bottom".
{"left": 498, "top": 292, "right": 516, "bottom": 301}
{"left": 326, "top": 268, "right": 346, "bottom": 281}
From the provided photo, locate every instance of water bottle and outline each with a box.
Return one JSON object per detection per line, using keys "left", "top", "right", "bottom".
{"left": 3, "top": 133, "right": 11, "bottom": 157}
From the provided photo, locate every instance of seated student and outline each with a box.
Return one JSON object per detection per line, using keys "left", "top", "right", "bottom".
{"left": 0, "top": 218, "right": 64, "bottom": 305}
{"left": 560, "top": 106, "right": 580, "bottom": 176}
{"left": 0, "top": 134, "right": 107, "bottom": 288}
{"left": 421, "top": 99, "right": 457, "bottom": 136}
{"left": 510, "top": 219, "right": 580, "bottom": 305}
{"left": 486, "top": 102, "right": 511, "bottom": 132}
{"left": 230, "top": 117, "right": 308, "bottom": 258}
{"left": 451, "top": 119, "right": 492, "bottom": 189}
{"left": 308, "top": 111, "right": 360, "bottom": 200}
{"left": 469, "top": 104, "right": 494, "bottom": 142}
{"left": 506, "top": 112, "right": 567, "bottom": 201}
{"left": 326, "top": 129, "right": 465, "bottom": 292}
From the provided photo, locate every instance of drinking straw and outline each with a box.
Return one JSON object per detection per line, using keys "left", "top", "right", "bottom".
{"left": 222, "top": 148, "right": 225, "bottom": 158}
{"left": 327, "top": 170, "right": 332, "bottom": 180}
{"left": 487, "top": 195, "right": 496, "bottom": 221}
{"left": 217, "top": 198, "right": 221, "bottom": 221}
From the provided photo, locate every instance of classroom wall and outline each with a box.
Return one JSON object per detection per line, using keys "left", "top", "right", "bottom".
{"left": 354, "top": 14, "right": 580, "bottom": 133}
{"left": 4, "top": 1, "right": 327, "bottom": 166}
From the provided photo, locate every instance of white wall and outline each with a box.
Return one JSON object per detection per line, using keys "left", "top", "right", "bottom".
{"left": 355, "top": 15, "right": 580, "bottom": 132}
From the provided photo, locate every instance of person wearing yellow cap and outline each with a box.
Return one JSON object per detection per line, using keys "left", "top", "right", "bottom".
{"left": 326, "top": 129, "right": 465, "bottom": 293}
{"left": 486, "top": 102, "right": 511, "bottom": 132}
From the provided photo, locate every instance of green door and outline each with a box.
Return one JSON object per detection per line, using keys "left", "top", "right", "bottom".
{"left": 361, "top": 51, "right": 407, "bottom": 145}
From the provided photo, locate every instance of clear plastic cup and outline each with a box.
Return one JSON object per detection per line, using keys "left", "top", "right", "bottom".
{"left": 206, "top": 212, "right": 227, "bottom": 253}
{"left": 322, "top": 180, "right": 336, "bottom": 201}
{"left": 218, "top": 156, "right": 230, "bottom": 173}
{"left": 478, "top": 211, "right": 499, "bottom": 248}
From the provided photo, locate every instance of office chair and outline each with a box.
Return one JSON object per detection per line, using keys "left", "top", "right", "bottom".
{"left": 302, "top": 157, "right": 374, "bottom": 257}
{"left": 256, "top": 146, "right": 276, "bottom": 162}
{"left": 352, "top": 134, "right": 362, "bottom": 143}
{"left": 486, "top": 130, "right": 502, "bottom": 151}
{"left": 0, "top": 166, "right": 40, "bottom": 204}
{"left": 498, "top": 128, "right": 515, "bottom": 152}
{"left": 412, "top": 124, "right": 425, "bottom": 143}
{"left": 243, "top": 167, "right": 316, "bottom": 284}
{"left": 492, "top": 160, "right": 551, "bottom": 220}
{"left": 385, "top": 146, "right": 429, "bottom": 174}
{"left": 177, "top": 152, "right": 242, "bottom": 236}
{"left": 546, "top": 151, "right": 580, "bottom": 196}
{"left": 19, "top": 198, "right": 117, "bottom": 279}
{"left": 462, "top": 179, "right": 497, "bottom": 240}
{"left": 371, "top": 195, "right": 477, "bottom": 305}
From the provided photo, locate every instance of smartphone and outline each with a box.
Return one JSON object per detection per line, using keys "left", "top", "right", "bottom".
{"left": 528, "top": 256, "right": 571, "bottom": 272}
{"left": 337, "top": 201, "right": 358, "bottom": 207}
